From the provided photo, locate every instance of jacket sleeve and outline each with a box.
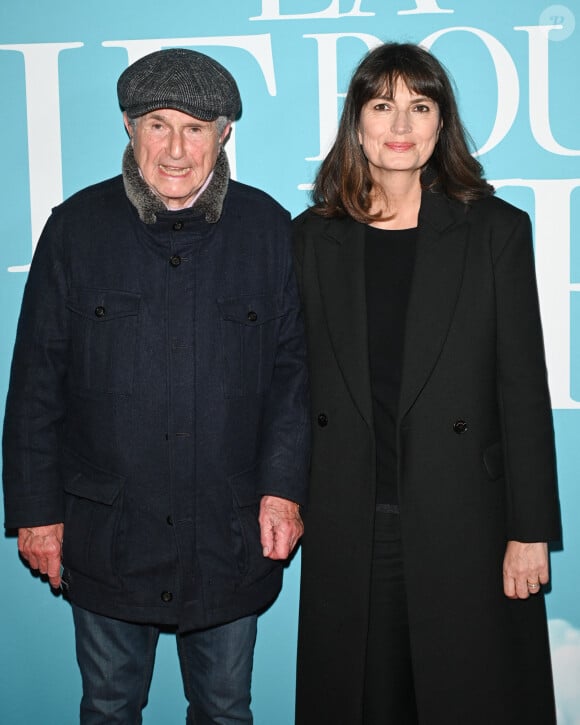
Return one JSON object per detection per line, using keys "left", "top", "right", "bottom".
{"left": 2, "top": 211, "right": 70, "bottom": 529}
{"left": 257, "top": 212, "right": 310, "bottom": 506}
{"left": 493, "top": 209, "right": 561, "bottom": 542}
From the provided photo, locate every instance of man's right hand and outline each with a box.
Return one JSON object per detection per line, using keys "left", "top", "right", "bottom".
{"left": 18, "top": 523, "right": 64, "bottom": 588}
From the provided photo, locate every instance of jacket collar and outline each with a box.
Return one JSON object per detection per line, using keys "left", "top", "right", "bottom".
{"left": 316, "top": 183, "right": 467, "bottom": 244}
{"left": 122, "top": 144, "right": 230, "bottom": 225}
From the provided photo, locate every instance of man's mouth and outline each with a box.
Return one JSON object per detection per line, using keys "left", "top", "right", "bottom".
{"left": 159, "top": 165, "right": 191, "bottom": 176}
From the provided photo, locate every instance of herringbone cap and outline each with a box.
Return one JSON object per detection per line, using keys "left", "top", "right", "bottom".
{"left": 117, "top": 48, "right": 241, "bottom": 121}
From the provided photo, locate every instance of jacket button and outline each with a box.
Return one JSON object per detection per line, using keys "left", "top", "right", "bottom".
{"left": 247, "top": 310, "right": 258, "bottom": 322}
{"left": 166, "top": 515, "right": 173, "bottom": 526}
{"left": 317, "top": 413, "right": 328, "bottom": 427}
{"left": 173, "top": 221, "right": 184, "bottom": 231}
{"left": 453, "top": 419, "right": 468, "bottom": 434}
{"left": 161, "top": 591, "right": 173, "bottom": 602}
{"left": 169, "top": 255, "right": 182, "bottom": 267}
{"left": 94, "top": 306, "right": 106, "bottom": 318}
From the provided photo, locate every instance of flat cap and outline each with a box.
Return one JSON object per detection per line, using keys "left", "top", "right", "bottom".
{"left": 117, "top": 48, "right": 241, "bottom": 121}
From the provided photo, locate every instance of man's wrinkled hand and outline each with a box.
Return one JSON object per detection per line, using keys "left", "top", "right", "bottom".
{"left": 18, "top": 523, "right": 64, "bottom": 588}
{"left": 259, "top": 495, "right": 303, "bottom": 560}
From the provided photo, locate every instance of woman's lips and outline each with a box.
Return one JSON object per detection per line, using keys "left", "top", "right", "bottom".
{"left": 385, "top": 143, "right": 414, "bottom": 152}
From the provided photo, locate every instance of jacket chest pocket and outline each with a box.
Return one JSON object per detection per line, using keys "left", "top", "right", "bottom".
{"left": 66, "top": 288, "right": 141, "bottom": 395}
{"left": 218, "top": 294, "right": 284, "bottom": 398}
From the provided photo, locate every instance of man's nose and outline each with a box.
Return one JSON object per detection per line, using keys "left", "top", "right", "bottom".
{"left": 168, "top": 130, "right": 185, "bottom": 158}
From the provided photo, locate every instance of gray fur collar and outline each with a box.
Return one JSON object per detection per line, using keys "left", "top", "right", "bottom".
{"left": 122, "top": 143, "right": 230, "bottom": 225}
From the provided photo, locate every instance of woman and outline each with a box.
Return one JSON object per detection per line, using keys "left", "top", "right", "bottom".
{"left": 294, "top": 43, "right": 560, "bottom": 725}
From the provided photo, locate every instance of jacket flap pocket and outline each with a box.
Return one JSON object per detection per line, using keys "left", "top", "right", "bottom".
{"left": 62, "top": 448, "right": 124, "bottom": 504}
{"left": 66, "top": 288, "right": 141, "bottom": 321}
{"left": 229, "top": 463, "right": 259, "bottom": 507}
{"left": 483, "top": 441, "right": 504, "bottom": 481}
{"left": 217, "top": 295, "right": 282, "bottom": 326}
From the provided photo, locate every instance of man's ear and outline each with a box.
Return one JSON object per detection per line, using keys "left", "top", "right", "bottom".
{"left": 123, "top": 112, "right": 133, "bottom": 142}
{"left": 220, "top": 122, "right": 232, "bottom": 146}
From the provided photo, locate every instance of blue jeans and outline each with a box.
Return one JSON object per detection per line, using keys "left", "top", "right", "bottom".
{"left": 72, "top": 604, "right": 257, "bottom": 725}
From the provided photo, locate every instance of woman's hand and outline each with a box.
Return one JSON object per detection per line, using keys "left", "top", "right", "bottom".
{"left": 502, "top": 540, "right": 549, "bottom": 599}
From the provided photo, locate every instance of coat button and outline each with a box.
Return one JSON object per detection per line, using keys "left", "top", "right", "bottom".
{"left": 169, "top": 255, "right": 182, "bottom": 267}
{"left": 317, "top": 413, "right": 328, "bottom": 427}
{"left": 161, "top": 591, "right": 173, "bottom": 602}
{"left": 453, "top": 419, "right": 468, "bottom": 434}
{"left": 166, "top": 515, "right": 173, "bottom": 526}
{"left": 94, "top": 306, "right": 106, "bottom": 318}
{"left": 247, "top": 310, "right": 258, "bottom": 322}
{"left": 172, "top": 221, "right": 184, "bottom": 231}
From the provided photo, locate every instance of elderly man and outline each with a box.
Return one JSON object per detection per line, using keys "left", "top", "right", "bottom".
{"left": 3, "top": 48, "right": 309, "bottom": 724}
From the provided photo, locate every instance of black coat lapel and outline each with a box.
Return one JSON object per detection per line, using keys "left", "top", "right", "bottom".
{"left": 314, "top": 217, "right": 374, "bottom": 427}
{"left": 311, "top": 189, "right": 468, "bottom": 428}
{"left": 398, "top": 190, "right": 469, "bottom": 421}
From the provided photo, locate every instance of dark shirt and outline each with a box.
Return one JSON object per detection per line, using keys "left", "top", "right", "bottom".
{"left": 365, "top": 225, "right": 417, "bottom": 506}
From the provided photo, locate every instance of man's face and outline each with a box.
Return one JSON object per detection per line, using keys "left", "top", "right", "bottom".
{"left": 125, "top": 108, "right": 230, "bottom": 210}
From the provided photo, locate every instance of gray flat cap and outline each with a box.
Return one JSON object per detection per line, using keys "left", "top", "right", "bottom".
{"left": 117, "top": 48, "right": 241, "bottom": 121}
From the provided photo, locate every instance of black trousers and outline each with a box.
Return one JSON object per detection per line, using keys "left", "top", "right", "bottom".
{"left": 362, "top": 510, "right": 419, "bottom": 725}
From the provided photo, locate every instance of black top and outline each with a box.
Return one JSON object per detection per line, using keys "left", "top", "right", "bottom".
{"left": 365, "top": 225, "right": 417, "bottom": 506}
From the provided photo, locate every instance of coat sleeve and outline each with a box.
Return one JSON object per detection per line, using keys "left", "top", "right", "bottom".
{"left": 2, "top": 211, "right": 69, "bottom": 529}
{"left": 256, "top": 211, "right": 311, "bottom": 506}
{"left": 493, "top": 208, "right": 561, "bottom": 542}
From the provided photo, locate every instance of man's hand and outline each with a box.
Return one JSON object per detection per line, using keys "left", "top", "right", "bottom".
{"left": 18, "top": 523, "right": 64, "bottom": 588}
{"left": 503, "top": 540, "right": 549, "bottom": 599}
{"left": 259, "top": 495, "right": 304, "bottom": 560}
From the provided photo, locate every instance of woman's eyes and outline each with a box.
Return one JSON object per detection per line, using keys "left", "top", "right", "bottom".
{"left": 372, "top": 102, "right": 433, "bottom": 112}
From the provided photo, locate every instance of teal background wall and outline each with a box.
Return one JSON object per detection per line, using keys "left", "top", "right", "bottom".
{"left": 1, "top": 1, "right": 579, "bottom": 722}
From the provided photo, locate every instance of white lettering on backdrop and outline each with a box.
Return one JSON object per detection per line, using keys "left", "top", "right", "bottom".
{"left": 0, "top": 42, "right": 82, "bottom": 272}
{"left": 493, "top": 178, "right": 580, "bottom": 410}
{"left": 1, "top": 18, "right": 578, "bottom": 406}
{"left": 249, "top": 0, "right": 453, "bottom": 20}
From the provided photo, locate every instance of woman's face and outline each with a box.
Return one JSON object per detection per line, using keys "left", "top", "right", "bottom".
{"left": 357, "top": 78, "right": 441, "bottom": 184}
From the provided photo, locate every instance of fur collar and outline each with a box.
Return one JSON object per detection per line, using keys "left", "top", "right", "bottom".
{"left": 122, "top": 143, "right": 230, "bottom": 225}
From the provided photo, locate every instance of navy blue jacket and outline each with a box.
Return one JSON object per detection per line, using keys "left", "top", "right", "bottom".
{"left": 3, "top": 162, "right": 310, "bottom": 631}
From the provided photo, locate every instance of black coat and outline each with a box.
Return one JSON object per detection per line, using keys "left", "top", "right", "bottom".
{"left": 3, "top": 169, "right": 310, "bottom": 632}
{"left": 293, "top": 188, "right": 560, "bottom": 724}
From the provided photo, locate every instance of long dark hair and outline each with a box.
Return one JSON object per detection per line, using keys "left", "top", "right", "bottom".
{"left": 312, "top": 42, "right": 494, "bottom": 221}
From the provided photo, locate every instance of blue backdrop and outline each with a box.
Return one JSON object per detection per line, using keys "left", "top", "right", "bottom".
{"left": 1, "top": 1, "right": 579, "bottom": 723}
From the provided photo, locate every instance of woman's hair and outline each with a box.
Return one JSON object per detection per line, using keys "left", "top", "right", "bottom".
{"left": 312, "top": 42, "right": 494, "bottom": 221}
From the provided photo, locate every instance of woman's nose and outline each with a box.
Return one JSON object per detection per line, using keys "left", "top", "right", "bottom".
{"left": 391, "top": 110, "right": 412, "bottom": 134}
